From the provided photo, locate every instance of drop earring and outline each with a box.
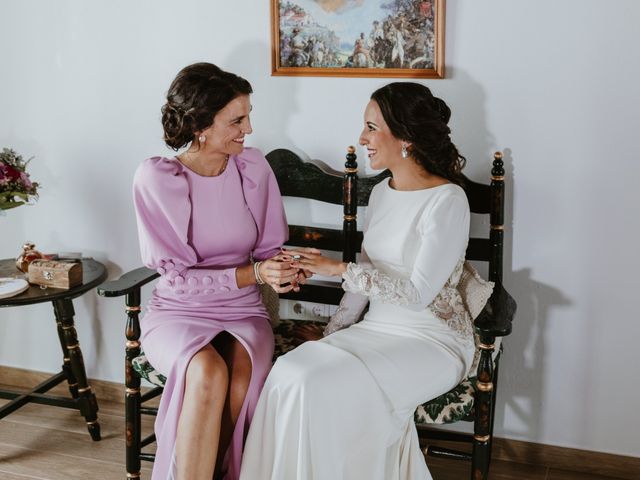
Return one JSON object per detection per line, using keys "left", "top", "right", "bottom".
{"left": 198, "top": 134, "right": 206, "bottom": 143}
{"left": 401, "top": 144, "right": 408, "bottom": 159}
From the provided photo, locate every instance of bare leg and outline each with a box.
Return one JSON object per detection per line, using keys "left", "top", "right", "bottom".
{"left": 176, "top": 345, "right": 229, "bottom": 480}
{"left": 212, "top": 332, "right": 253, "bottom": 476}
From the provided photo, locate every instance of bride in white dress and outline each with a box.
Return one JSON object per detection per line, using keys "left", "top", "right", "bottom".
{"left": 240, "top": 82, "right": 477, "bottom": 480}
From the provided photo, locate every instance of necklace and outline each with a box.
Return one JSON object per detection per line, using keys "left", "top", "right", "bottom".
{"left": 179, "top": 153, "right": 229, "bottom": 177}
{"left": 216, "top": 155, "right": 229, "bottom": 176}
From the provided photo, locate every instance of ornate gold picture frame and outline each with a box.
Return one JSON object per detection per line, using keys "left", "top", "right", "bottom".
{"left": 271, "top": 0, "right": 445, "bottom": 78}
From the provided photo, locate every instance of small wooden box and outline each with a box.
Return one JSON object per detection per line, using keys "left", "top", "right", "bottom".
{"left": 28, "top": 259, "right": 83, "bottom": 289}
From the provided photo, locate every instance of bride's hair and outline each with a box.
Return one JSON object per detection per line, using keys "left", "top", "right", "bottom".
{"left": 370, "top": 82, "right": 466, "bottom": 185}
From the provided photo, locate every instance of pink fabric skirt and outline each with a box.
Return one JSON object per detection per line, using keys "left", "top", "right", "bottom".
{"left": 140, "top": 285, "right": 274, "bottom": 480}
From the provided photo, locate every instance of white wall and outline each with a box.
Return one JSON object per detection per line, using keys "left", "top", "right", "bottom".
{"left": 1, "top": 0, "right": 639, "bottom": 458}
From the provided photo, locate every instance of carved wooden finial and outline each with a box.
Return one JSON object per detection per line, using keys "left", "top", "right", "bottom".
{"left": 491, "top": 151, "right": 504, "bottom": 178}
{"left": 345, "top": 145, "right": 357, "bottom": 172}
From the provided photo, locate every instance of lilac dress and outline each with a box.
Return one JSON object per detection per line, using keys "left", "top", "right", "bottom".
{"left": 132, "top": 148, "right": 288, "bottom": 480}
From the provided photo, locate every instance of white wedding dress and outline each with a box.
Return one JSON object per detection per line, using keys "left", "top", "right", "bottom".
{"left": 240, "top": 178, "right": 477, "bottom": 480}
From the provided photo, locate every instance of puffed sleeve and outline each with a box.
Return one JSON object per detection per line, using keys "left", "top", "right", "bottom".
{"left": 132, "top": 157, "right": 239, "bottom": 292}
{"left": 342, "top": 189, "right": 470, "bottom": 311}
{"left": 235, "top": 148, "right": 288, "bottom": 261}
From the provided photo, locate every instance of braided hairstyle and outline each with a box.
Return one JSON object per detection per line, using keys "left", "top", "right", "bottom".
{"left": 370, "top": 82, "right": 466, "bottom": 185}
{"left": 161, "top": 63, "right": 253, "bottom": 151}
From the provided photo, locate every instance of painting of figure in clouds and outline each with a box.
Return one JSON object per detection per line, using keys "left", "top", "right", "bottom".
{"left": 271, "top": 0, "right": 445, "bottom": 78}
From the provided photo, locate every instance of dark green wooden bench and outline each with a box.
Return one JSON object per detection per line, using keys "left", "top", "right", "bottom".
{"left": 97, "top": 147, "right": 515, "bottom": 480}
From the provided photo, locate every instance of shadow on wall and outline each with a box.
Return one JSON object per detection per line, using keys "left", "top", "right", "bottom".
{"left": 496, "top": 267, "right": 572, "bottom": 441}
{"left": 433, "top": 71, "right": 571, "bottom": 442}
{"left": 493, "top": 149, "right": 573, "bottom": 441}
{"left": 444, "top": 67, "right": 496, "bottom": 181}
{"left": 79, "top": 256, "right": 124, "bottom": 375}
{"left": 223, "top": 41, "right": 303, "bottom": 158}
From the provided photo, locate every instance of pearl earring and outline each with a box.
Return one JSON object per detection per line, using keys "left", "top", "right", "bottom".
{"left": 198, "top": 134, "right": 206, "bottom": 143}
{"left": 401, "top": 144, "right": 408, "bottom": 159}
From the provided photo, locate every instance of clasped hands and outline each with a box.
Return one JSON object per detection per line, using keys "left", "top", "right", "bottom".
{"left": 259, "top": 248, "right": 347, "bottom": 294}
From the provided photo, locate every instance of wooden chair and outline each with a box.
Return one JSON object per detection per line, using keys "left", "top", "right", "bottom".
{"left": 97, "top": 147, "right": 515, "bottom": 480}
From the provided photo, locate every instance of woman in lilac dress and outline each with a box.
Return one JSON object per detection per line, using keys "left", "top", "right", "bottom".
{"left": 133, "top": 63, "right": 299, "bottom": 480}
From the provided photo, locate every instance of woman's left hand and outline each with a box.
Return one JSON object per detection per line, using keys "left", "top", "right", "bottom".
{"left": 281, "top": 248, "right": 347, "bottom": 278}
{"left": 257, "top": 254, "right": 297, "bottom": 293}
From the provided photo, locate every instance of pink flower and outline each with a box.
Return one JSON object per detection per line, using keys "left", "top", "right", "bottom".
{"left": 3, "top": 164, "right": 21, "bottom": 181}
{"left": 19, "top": 172, "right": 32, "bottom": 188}
{"left": 0, "top": 149, "right": 40, "bottom": 209}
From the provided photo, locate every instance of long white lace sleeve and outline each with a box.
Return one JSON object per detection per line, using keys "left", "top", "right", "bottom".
{"left": 322, "top": 291, "right": 369, "bottom": 336}
{"left": 342, "top": 193, "right": 470, "bottom": 311}
{"left": 342, "top": 262, "right": 420, "bottom": 305}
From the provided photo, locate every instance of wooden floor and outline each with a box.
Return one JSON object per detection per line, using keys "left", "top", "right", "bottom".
{"left": 426, "top": 455, "right": 627, "bottom": 480}
{"left": 0, "top": 382, "right": 628, "bottom": 480}
{"left": 0, "top": 396, "right": 154, "bottom": 479}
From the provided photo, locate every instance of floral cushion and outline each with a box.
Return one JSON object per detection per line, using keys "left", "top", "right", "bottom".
{"left": 414, "top": 378, "right": 475, "bottom": 424}
{"left": 131, "top": 318, "right": 484, "bottom": 425}
{"left": 272, "top": 318, "right": 327, "bottom": 359}
{"left": 132, "top": 354, "right": 166, "bottom": 387}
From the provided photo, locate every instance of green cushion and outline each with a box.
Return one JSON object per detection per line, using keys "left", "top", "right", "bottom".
{"left": 131, "top": 318, "right": 478, "bottom": 425}
{"left": 132, "top": 354, "right": 166, "bottom": 386}
{"left": 414, "top": 378, "right": 475, "bottom": 425}
{"left": 272, "top": 318, "right": 327, "bottom": 359}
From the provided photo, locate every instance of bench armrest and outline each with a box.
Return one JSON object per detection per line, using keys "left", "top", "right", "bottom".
{"left": 97, "top": 267, "right": 159, "bottom": 298}
{"left": 279, "top": 279, "right": 344, "bottom": 305}
{"left": 473, "top": 283, "right": 517, "bottom": 337}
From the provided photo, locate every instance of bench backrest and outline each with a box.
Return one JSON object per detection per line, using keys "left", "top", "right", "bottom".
{"left": 266, "top": 147, "right": 506, "bottom": 306}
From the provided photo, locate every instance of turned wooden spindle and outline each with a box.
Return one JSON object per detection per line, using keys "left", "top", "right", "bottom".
{"left": 343, "top": 146, "right": 358, "bottom": 263}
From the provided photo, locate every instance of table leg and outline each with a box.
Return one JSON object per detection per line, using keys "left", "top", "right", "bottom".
{"left": 53, "top": 298, "right": 101, "bottom": 441}
{"left": 55, "top": 315, "right": 79, "bottom": 399}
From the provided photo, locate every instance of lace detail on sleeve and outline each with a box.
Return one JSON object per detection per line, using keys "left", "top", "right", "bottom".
{"left": 340, "top": 257, "right": 493, "bottom": 353}
{"left": 341, "top": 262, "right": 421, "bottom": 306}
{"left": 429, "top": 286, "right": 474, "bottom": 340}
{"left": 322, "top": 292, "right": 369, "bottom": 336}
{"left": 323, "top": 305, "right": 355, "bottom": 336}
{"left": 428, "top": 258, "right": 474, "bottom": 341}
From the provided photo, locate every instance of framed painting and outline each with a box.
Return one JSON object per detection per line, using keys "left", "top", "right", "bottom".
{"left": 271, "top": 0, "right": 445, "bottom": 78}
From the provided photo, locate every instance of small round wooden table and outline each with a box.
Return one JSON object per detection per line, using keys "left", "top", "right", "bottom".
{"left": 0, "top": 258, "right": 107, "bottom": 441}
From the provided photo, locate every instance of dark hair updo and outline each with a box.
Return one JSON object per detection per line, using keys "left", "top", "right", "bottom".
{"left": 370, "top": 82, "right": 466, "bottom": 185}
{"left": 161, "top": 62, "right": 253, "bottom": 150}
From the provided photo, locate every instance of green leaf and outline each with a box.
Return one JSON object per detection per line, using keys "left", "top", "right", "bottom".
{"left": 0, "top": 201, "right": 25, "bottom": 210}
{"left": 9, "top": 191, "right": 30, "bottom": 200}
